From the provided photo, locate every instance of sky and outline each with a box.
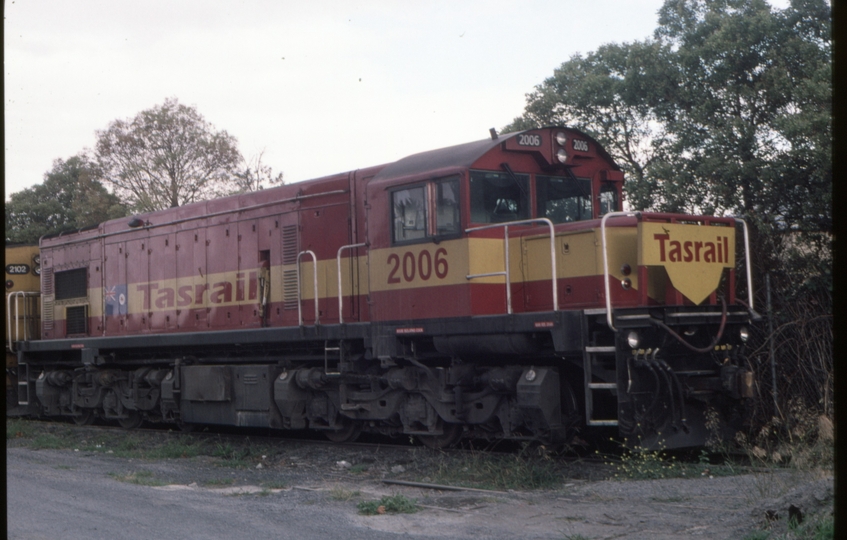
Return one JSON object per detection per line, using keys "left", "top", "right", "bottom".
{"left": 4, "top": 0, "right": 791, "bottom": 201}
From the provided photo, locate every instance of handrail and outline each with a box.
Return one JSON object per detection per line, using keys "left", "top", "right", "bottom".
{"left": 465, "top": 218, "right": 558, "bottom": 314}
{"left": 297, "top": 250, "right": 320, "bottom": 326}
{"left": 337, "top": 243, "right": 366, "bottom": 324}
{"left": 734, "top": 217, "right": 755, "bottom": 311}
{"left": 600, "top": 212, "right": 639, "bottom": 330}
{"left": 7, "top": 291, "right": 40, "bottom": 353}
{"left": 600, "top": 212, "right": 755, "bottom": 331}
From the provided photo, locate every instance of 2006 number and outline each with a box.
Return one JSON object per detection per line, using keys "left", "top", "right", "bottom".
{"left": 387, "top": 248, "right": 448, "bottom": 284}
{"left": 518, "top": 134, "right": 542, "bottom": 147}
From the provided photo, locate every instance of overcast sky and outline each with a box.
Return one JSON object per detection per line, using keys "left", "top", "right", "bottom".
{"left": 4, "top": 0, "right": 790, "bottom": 201}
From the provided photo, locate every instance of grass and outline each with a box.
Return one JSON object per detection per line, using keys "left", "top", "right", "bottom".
{"left": 8, "top": 419, "right": 283, "bottom": 466}
{"left": 357, "top": 494, "right": 418, "bottom": 515}
{"left": 109, "top": 470, "right": 169, "bottom": 487}
{"left": 329, "top": 487, "right": 361, "bottom": 501}
{"left": 427, "top": 446, "right": 567, "bottom": 491}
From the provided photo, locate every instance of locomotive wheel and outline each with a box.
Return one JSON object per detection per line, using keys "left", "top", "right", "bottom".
{"left": 324, "top": 417, "right": 361, "bottom": 443}
{"left": 418, "top": 421, "right": 463, "bottom": 449}
{"left": 73, "top": 410, "right": 96, "bottom": 426}
{"left": 118, "top": 411, "right": 143, "bottom": 430}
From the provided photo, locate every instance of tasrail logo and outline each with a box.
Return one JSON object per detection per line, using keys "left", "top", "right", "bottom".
{"left": 639, "top": 222, "right": 735, "bottom": 305}
{"left": 134, "top": 271, "right": 264, "bottom": 311}
{"left": 652, "top": 230, "right": 730, "bottom": 264}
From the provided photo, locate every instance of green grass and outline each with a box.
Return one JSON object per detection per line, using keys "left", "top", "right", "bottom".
{"left": 427, "top": 447, "right": 565, "bottom": 491}
{"left": 357, "top": 494, "right": 418, "bottom": 515}
{"left": 329, "top": 488, "right": 361, "bottom": 501}
{"left": 109, "top": 470, "right": 169, "bottom": 486}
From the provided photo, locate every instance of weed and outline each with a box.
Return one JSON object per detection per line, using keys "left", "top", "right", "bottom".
{"left": 740, "top": 531, "right": 770, "bottom": 540}
{"left": 329, "top": 487, "right": 361, "bottom": 501}
{"left": 357, "top": 494, "right": 418, "bottom": 515}
{"left": 30, "top": 434, "right": 69, "bottom": 450}
{"left": 428, "top": 447, "right": 564, "bottom": 490}
{"left": 349, "top": 464, "right": 369, "bottom": 474}
{"left": 6, "top": 418, "right": 35, "bottom": 439}
{"left": 203, "top": 478, "right": 235, "bottom": 487}
{"left": 109, "top": 470, "right": 168, "bottom": 486}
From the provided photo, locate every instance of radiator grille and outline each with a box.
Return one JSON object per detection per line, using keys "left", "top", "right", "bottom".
{"left": 282, "top": 225, "right": 299, "bottom": 310}
{"left": 42, "top": 267, "right": 54, "bottom": 295}
{"left": 66, "top": 305, "right": 88, "bottom": 335}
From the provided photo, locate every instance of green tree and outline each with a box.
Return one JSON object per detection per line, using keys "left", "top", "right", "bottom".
{"left": 4, "top": 155, "right": 127, "bottom": 244}
{"left": 504, "top": 40, "right": 678, "bottom": 211}
{"left": 94, "top": 98, "right": 244, "bottom": 212}
{"left": 507, "top": 0, "right": 831, "bottom": 289}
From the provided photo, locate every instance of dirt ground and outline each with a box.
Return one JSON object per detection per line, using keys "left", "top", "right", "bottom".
{"left": 6, "top": 420, "right": 835, "bottom": 539}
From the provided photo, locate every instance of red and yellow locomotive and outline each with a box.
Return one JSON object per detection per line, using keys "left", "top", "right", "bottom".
{"left": 11, "top": 127, "right": 755, "bottom": 448}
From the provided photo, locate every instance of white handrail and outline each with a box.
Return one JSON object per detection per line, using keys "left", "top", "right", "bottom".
{"left": 600, "top": 212, "right": 639, "bottom": 330}
{"left": 734, "top": 217, "right": 755, "bottom": 311}
{"left": 336, "top": 243, "right": 366, "bottom": 324}
{"left": 297, "top": 250, "right": 320, "bottom": 326}
{"left": 465, "top": 218, "right": 558, "bottom": 314}
{"left": 600, "top": 212, "right": 755, "bottom": 331}
{"left": 6, "top": 291, "right": 40, "bottom": 353}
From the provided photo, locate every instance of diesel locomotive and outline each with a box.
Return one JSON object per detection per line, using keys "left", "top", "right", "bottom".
{"left": 7, "top": 127, "right": 756, "bottom": 449}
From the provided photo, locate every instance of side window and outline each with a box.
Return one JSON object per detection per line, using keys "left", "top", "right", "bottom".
{"left": 435, "top": 177, "right": 460, "bottom": 236}
{"left": 536, "top": 175, "right": 592, "bottom": 223}
{"left": 469, "top": 171, "right": 530, "bottom": 224}
{"left": 392, "top": 186, "right": 427, "bottom": 243}
{"left": 600, "top": 181, "right": 619, "bottom": 216}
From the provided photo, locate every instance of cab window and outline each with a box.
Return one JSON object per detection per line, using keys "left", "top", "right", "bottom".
{"left": 392, "top": 186, "right": 427, "bottom": 242}
{"left": 391, "top": 176, "right": 461, "bottom": 244}
{"left": 469, "top": 171, "right": 530, "bottom": 224}
{"left": 435, "top": 177, "right": 460, "bottom": 236}
{"left": 536, "top": 175, "right": 592, "bottom": 223}
{"left": 600, "top": 181, "right": 619, "bottom": 215}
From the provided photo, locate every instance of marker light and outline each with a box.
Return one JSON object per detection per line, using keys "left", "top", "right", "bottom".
{"left": 621, "top": 278, "right": 632, "bottom": 290}
{"left": 621, "top": 263, "right": 632, "bottom": 276}
{"left": 627, "top": 331, "right": 640, "bottom": 349}
{"left": 556, "top": 149, "right": 568, "bottom": 163}
{"left": 739, "top": 327, "right": 750, "bottom": 342}
{"left": 555, "top": 132, "right": 567, "bottom": 146}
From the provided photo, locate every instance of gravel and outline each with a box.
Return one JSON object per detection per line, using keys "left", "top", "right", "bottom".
{"left": 6, "top": 421, "right": 834, "bottom": 539}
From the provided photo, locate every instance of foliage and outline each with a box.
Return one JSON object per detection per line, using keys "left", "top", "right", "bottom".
{"left": 428, "top": 446, "right": 565, "bottom": 490}
{"left": 233, "top": 150, "right": 284, "bottom": 193}
{"left": 94, "top": 97, "right": 244, "bottom": 212}
{"left": 5, "top": 155, "right": 127, "bottom": 243}
{"left": 357, "top": 495, "right": 418, "bottom": 515}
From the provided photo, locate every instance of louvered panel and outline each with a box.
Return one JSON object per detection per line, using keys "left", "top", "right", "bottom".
{"left": 281, "top": 225, "right": 299, "bottom": 310}
{"left": 42, "top": 295, "right": 55, "bottom": 330}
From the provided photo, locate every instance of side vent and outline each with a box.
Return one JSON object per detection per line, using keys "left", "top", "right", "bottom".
{"left": 66, "top": 305, "right": 89, "bottom": 335}
{"left": 42, "top": 267, "right": 54, "bottom": 330}
{"left": 282, "top": 225, "right": 299, "bottom": 310}
{"left": 42, "top": 295, "right": 55, "bottom": 330}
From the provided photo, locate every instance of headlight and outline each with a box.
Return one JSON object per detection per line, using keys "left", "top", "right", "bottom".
{"left": 555, "top": 132, "right": 567, "bottom": 146}
{"left": 739, "top": 327, "right": 749, "bottom": 342}
{"left": 556, "top": 149, "right": 568, "bottom": 163}
{"left": 627, "top": 331, "right": 640, "bottom": 349}
{"left": 621, "top": 278, "right": 632, "bottom": 290}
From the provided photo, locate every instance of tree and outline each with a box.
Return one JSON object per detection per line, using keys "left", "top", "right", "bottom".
{"left": 94, "top": 98, "right": 244, "bottom": 212}
{"left": 5, "top": 155, "right": 127, "bottom": 244}
{"left": 507, "top": 0, "right": 830, "bottom": 233}
{"left": 233, "top": 151, "right": 284, "bottom": 193}
{"left": 503, "top": 40, "right": 679, "bottom": 212}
